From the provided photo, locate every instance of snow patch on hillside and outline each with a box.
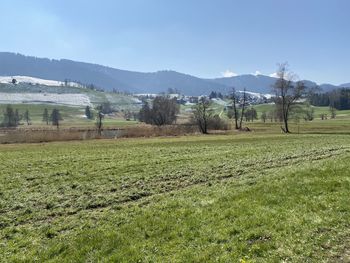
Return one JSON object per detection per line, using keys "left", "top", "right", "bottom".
{"left": 211, "top": 98, "right": 228, "bottom": 106}
{"left": 0, "top": 76, "right": 81, "bottom": 87}
{"left": 239, "top": 90, "right": 273, "bottom": 99}
{"left": 0, "top": 93, "right": 91, "bottom": 106}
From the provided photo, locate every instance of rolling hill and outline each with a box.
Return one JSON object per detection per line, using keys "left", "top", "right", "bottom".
{"left": 0, "top": 52, "right": 345, "bottom": 95}
{"left": 0, "top": 53, "right": 227, "bottom": 95}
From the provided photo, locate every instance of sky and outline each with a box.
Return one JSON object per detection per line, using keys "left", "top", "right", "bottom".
{"left": 0, "top": 0, "right": 349, "bottom": 84}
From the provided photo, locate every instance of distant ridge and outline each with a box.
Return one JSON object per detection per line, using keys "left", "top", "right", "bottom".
{"left": 341, "top": 83, "right": 350, "bottom": 88}
{"left": 0, "top": 52, "right": 345, "bottom": 95}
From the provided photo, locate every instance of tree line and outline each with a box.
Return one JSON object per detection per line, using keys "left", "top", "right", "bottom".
{"left": 1, "top": 63, "right": 341, "bottom": 134}
{"left": 137, "top": 63, "right": 327, "bottom": 134}
{"left": 309, "top": 88, "right": 350, "bottom": 110}
{"left": 0, "top": 105, "right": 63, "bottom": 128}
{"left": 0, "top": 104, "right": 112, "bottom": 137}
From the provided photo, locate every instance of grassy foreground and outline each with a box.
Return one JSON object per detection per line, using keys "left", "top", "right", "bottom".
{"left": 1, "top": 134, "right": 350, "bottom": 262}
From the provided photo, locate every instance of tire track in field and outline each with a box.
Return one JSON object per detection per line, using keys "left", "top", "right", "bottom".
{"left": 119, "top": 146, "right": 350, "bottom": 202}
{"left": 8, "top": 146, "right": 350, "bottom": 227}
{"left": 68, "top": 146, "right": 350, "bottom": 212}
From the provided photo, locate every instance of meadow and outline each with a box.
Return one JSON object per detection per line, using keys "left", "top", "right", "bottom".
{"left": 0, "top": 103, "right": 139, "bottom": 129}
{"left": 0, "top": 82, "right": 141, "bottom": 128}
{"left": 1, "top": 132, "right": 350, "bottom": 262}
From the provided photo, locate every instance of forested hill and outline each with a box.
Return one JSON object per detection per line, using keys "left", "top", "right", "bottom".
{"left": 0, "top": 52, "right": 344, "bottom": 95}
{"left": 309, "top": 88, "right": 350, "bottom": 110}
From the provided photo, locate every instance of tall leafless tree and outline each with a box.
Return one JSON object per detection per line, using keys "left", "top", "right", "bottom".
{"left": 96, "top": 105, "right": 104, "bottom": 136}
{"left": 229, "top": 88, "right": 239, "bottom": 129}
{"left": 239, "top": 88, "right": 247, "bottom": 129}
{"left": 192, "top": 97, "right": 212, "bottom": 134}
{"left": 273, "top": 63, "right": 306, "bottom": 133}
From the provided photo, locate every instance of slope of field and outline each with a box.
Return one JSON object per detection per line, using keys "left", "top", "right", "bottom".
{"left": 0, "top": 93, "right": 91, "bottom": 106}
{"left": 0, "top": 103, "right": 139, "bottom": 129}
{"left": 0, "top": 82, "right": 140, "bottom": 110}
{"left": 0, "top": 76, "right": 81, "bottom": 87}
{"left": 0, "top": 82, "right": 141, "bottom": 127}
{"left": 254, "top": 104, "right": 350, "bottom": 119}
{"left": 1, "top": 134, "right": 350, "bottom": 261}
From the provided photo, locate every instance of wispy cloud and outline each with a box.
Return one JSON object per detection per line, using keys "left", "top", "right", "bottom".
{"left": 221, "top": 70, "right": 238, "bottom": 78}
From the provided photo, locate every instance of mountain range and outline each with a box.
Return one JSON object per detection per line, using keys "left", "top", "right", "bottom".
{"left": 0, "top": 52, "right": 346, "bottom": 95}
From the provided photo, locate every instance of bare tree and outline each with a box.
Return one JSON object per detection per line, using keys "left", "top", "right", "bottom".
{"left": 273, "top": 63, "right": 306, "bottom": 133}
{"left": 96, "top": 105, "right": 104, "bottom": 136}
{"left": 229, "top": 88, "right": 239, "bottom": 129}
{"left": 192, "top": 97, "right": 212, "bottom": 134}
{"left": 139, "top": 96, "right": 179, "bottom": 126}
{"left": 245, "top": 107, "right": 257, "bottom": 122}
{"left": 239, "top": 88, "right": 247, "bottom": 129}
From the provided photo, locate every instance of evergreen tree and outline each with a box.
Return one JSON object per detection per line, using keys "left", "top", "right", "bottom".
{"left": 2, "top": 105, "right": 17, "bottom": 127}
{"left": 14, "top": 109, "right": 21, "bottom": 126}
{"left": 50, "top": 109, "right": 62, "bottom": 129}
{"left": 85, "top": 106, "right": 93, "bottom": 119}
{"left": 24, "top": 110, "right": 31, "bottom": 125}
{"left": 42, "top": 108, "right": 49, "bottom": 125}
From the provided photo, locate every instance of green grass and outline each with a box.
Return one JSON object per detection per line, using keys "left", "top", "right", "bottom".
{"left": 254, "top": 104, "right": 350, "bottom": 120}
{"left": 0, "top": 103, "right": 85, "bottom": 123}
{"left": 0, "top": 82, "right": 141, "bottom": 127}
{"left": 1, "top": 133, "right": 350, "bottom": 261}
{"left": 0, "top": 103, "right": 139, "bottom": 128}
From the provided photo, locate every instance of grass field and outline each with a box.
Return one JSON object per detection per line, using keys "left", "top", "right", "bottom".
{"left": 0, "top": 82, "right": 139, "bottom": 110}
{"left": 0, "top": 103, "right": 139, "bottom": 128}
{"left": 0, "top": 82, "right": 141, "bottom": 128}
{"left": 1, "top": 96, "right": 349, "bottom": 130}
{"left": 1, "top": 133, "right": 350, "bottom": 262}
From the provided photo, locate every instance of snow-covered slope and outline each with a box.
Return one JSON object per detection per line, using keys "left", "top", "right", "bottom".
{"left": 0, "top": 93, "right": 91, "bottom": 106}
{"left": 239, "top": 90, "right": 273, "bottom": 99}
{"left": 0, "top": 76, "right": 81, "bottom": 87}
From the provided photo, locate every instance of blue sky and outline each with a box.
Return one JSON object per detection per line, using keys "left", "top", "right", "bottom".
{"left": 1, "top": 0, "right": 349, "bottom": 84}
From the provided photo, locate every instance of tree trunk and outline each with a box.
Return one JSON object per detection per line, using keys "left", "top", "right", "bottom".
{"left": 281, "top": 97, "right": 290, "bottom": 133}
{"left": 239, "top": 105, "right": 245, "bottom": 129}
{"left": 233, "top": 97, "right": 239, "bottom": 129}
{"left": 239, "top": 89, "right": 246, "bottom": 129}
{"left": 203, "top": 118, "right": 208, "bottom": 134}
{"left": 283, "top": 117, "right": 289, "bottom": 133}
